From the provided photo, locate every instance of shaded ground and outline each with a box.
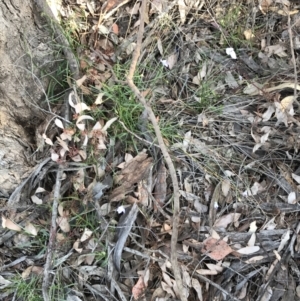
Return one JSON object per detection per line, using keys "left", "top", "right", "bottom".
{"left": 2, "top": 0, "right": 300, "bottom": 300}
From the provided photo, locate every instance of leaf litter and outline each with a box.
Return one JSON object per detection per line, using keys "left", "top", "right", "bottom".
{"left": 3, "top": 0, "right": 300, "bottom": 300}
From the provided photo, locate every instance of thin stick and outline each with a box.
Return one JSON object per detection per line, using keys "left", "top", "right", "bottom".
{"left": 126, "top": 0, "right": 186, "bottom": 300}
{"left": 287, "top": 9, "right": 298, "bottom": 105}
{"left": 42, "top": 167, "right": 63, "bottom": 301}
{"left": 196, "top": 274, "right": 240, "bottom": 301}
{"left": 118, "top": 120, "right": 160, "bottom": 148}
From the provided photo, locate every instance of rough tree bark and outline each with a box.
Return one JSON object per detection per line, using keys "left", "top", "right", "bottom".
{"left": 0, "top": 0, "right": 63, "bottom": 197}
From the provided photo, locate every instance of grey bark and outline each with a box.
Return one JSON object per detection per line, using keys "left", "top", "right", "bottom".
{"left": 0, "top": 0, "right": 63, "bottom": 197}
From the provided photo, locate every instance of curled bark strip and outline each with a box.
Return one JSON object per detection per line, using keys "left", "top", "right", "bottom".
{"left": 113, "top": 203, "right": 139, "bottom": 271}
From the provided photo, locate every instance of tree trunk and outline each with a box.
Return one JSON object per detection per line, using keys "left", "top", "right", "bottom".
{"left": 0, "top": 0, "right": 61, "bottom": 197}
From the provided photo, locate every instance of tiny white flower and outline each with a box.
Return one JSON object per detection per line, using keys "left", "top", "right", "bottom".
{"left": 160, "top": 59, "right": 169, "bottom": 68}
{"left": 226, "top": 47, "right": 237, "bottom": 59}
{"left": 117, "top": 206, "right": 125, "bottom": 214}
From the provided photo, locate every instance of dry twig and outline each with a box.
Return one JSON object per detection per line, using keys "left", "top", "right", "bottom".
{"left": 196, "top": 274, "right": 240, "bottom": 301}
{"left": 126, "top": 0, "right": 186, "bottom": 300}
{"left": 257, "top": 222, "right": 300, "bottom": 301}
{"left": 287, "top": 10, "right": 298, "bottom": 103}
{"left": 42, "top": 167, "right": 63, "bottom": 301}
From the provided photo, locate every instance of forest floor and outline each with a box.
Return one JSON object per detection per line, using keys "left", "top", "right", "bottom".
{"left": 2, "top": 0, "right": 300, "bottom": 300}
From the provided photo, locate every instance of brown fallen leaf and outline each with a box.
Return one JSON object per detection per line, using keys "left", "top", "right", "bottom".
{"left": 201, "top": 237, "right": 233, "bottom": 260}
{"left": 2, "top": 216, "right": 21, "bottom": 232}
{"left": 132, "top": 269, "right": 149, "bottom": 300}
{"left": 214, "top": 213, "right": 241, "bottom": 229}
{"left": 111, "top": 23, "right": 119, "bottom": 34}
{"left": 110, "top": 151, "right": 153, "bottom": 202}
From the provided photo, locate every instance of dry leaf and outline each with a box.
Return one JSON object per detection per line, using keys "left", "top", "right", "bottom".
{"left": 76, "top": 75, "right": 87, "bottom": 87}
{"left": 51, "top": 152, "right": 59, "bottom": 162}
{"left": 161, "top": 281, "right": 175, "bottom": 298}
{"left": 196, "top": 269, "right": 218, "bottom": 275}
{"left": 266, "top": 82, "right": 300, "bottom": 93}
{"left": 288, "top": 191, "right": 296, "bottom": 204}
{"left": 56, "top": 216, "right": 70, "bottom": 233}
{"left": 110, "top": 151, "right": 153, "bottom": 202}
{"left": 214, "top": 213, "right": 241, "bottom": 229}
{"left": 261, "top": 286, "right": 272, "bottom": 301}
{"left": 97, "top": 203, "right": 111, "bottom": 216}
{"left": 253, "top": 143, "right": 263, "bottom": 153}
{"left": 199, "top": 62, "right": 207, "bottom": 80}
{"left": 80, "top": 228, "right": 93, "bottom": 242}
{"left": 22, "top": 266, "right": 33, "bottom": 279}
{"left": 292, "top": 173, "right": 300, "bottom": 184}
{"left": 55, "top": 118, "right": 64, "bottom": 129}
{"left": 206, "top": 263, "right": 224, "bottom": 273}
{"left": 111, "top": 23, "right": 119, "bottom": 34}
{"left": 166, "top": 53, "right": 178, "bottom": 70}
{"left": 245, "top": 255, "right": 264, "bottom": 264}
{"left": 132, "top": 272, "right": 148, "bottom": 300}
{"left": 137, "top": 181, "right": 149, "bottom": 206}
{"left": 191, "top": 278, "right": 203, "bottom": 301}
{"left": 31, "top": 195, "right": 43, "bottom": 205}
{"left": 221, "top": 179, "right": 231, "bottom": 197}
{"left": 25, "top": 223, "right": 38, "bottom": 236}
{"left": 265, "top": 44, "right": 287, "bottom": 57}
{"left": 225, "top": 71, "right": 239, "bottom": 89}
{"left": 249, "top": 221, "right": 257, "bottom": 233}
{"left": 102, "top": 117, "right": 118, "bottom": 132}
{"left": 236, "top": 246, "right": 260, "bottom": 255}
{"left": 57, "top": 137, "right": 69, "bottom": 151}
{"left": 35, "top": 187, "right": 46, "bottom": 193}
{"left": 224, "top": 170, "right": 235, "bottom": 177}
{"left": 95, "top": 93, "right": 104, "bottom": 105}
{"left": 247, "top": 233, "right": 256, "bottom": 247}
{"left": 201, "top": 237, "right": 233, "bottom": 260}
{"left": 280, "top": 95, "right": 294, "bottom": 110}
{"left": 42, "top": 133, "right": 53, "bottom": 146}
{"left": 193, "top": 74, "right": 200, "bottom": 85}
{"left": 178, "top": 0, "right": 187, "bottom": 24}
{"left": 210, "top": 229, "right": 220, "bottom": 239}
{"left": 126, "top": 43, "right": 136, "bottom": 55}
{"left": 262, "top": 105, "right": 275, "bottom": 122}
{"left": 0, "top": 275, "right": 12, "bottom": 289}
{"left": 182, "top": 131, "right": 191, "bottom": 151}
{"left": 197, "top": 113, "right": 209, "bottom": 127}
{"left": 259, "top": 0, "right": 272, "bottom": 13}
{"left": 243, "top": 82, "right": 263, "bottom": 95}
{"left": 194, "top": 199, "right": 208, "bottom": 213}
{"left": 270, "top": 7, "right": 298, "bottom": 16}
{"left": 244, "top": 29, "right": 254, "bottom": 40}
{"left": 180, "top": 190, "right": 200, "bottom": 202}
{"left": 157, "top": 38, "right": 163, "bottom": 55}
{"left": 73, "top": 239, "right": 83, "bottom": 253}
{"left": 76, "top": 115, "right": 94, "bottom": 131}
{"left": 74, "top": 102, "right": 91, "bottom": 114}
{"left": 278, "top": 229, "right": 290, "bottom": 252}
{"left": 2, "top": 216, "right": 21, "bottom": 231}
{"left": 97, "top": 25, "right": 109, "bottom": 34}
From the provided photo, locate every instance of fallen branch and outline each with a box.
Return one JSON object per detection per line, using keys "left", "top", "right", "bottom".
{"left": 256, "top": 222, "right": 300, "bottom": 301}
{"left": 42, "top": 167, "right": 63, "bottom": 301}
{"left": 126, "top": 0, "right": 186, "bottom": 300}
